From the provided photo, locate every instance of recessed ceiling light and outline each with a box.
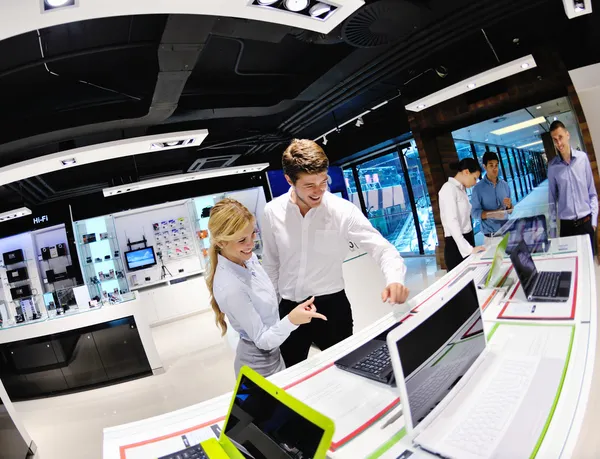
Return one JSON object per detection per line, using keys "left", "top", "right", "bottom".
{"left": 283, "top": 0, "right": 310, "bottom": 12}
{"left": 310, "top": 2, "right": 331, "bottom": 17}
{"left": 536, "top": 105, "right": 542, "bottom": 110}
{"left": 0, "top": 207, "right": 32, "bottom": 223}
{"left": 467, "top": 83, "right": 477, "bottom": 89}
{"left": 534, "top": 130, "right": 539, "bottom": 133}
{"left": 517, "top": 140, "right": 543, "bottom": 148}
{"left": 61, "top": 158, "right": 76, "bottom": 166}
{"left": 257, "top": 0, "right": 279, "bottom": 4}
{"left": 45, "top": 0, "right": 72, "bottom": 6}
{"left": 521, "top": 63, "right": 530, "bottom": 69}
{"left": 416, "top": 104, "right": 426, "bottom": 109}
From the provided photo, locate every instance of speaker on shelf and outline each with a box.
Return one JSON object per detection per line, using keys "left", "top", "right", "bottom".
{"left": 56, "top": 243, "right": 66, "bottom": 256}
{"left": 66, "top": 265, "right": 76, "bottom": 279}
{"left": 41, "top": 247, "right": 51, "bottom": 260}
{"left": 46, "top": 269, "right": 56, "bottom": 283}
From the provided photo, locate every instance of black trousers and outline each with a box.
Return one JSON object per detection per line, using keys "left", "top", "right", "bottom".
{"left": 444, "top": 231, "right": 475, "bottom": 272}
{"left": 279, "top": 290, "right": 353, "bottom": 368}
{"left": 560, "top": 216, "right": 596, "bottom": 255}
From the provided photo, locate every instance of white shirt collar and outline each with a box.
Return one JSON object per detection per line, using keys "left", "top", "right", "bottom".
{"left": 448, "top": 177, "right": 465, "bottom": 191}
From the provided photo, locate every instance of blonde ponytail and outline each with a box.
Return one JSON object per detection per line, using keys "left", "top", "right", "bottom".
{"left": 206, "top": 243, "right": 227, "bottom": 336}
{"left": 204, "top": 198, "right": 255, "bottom": 337}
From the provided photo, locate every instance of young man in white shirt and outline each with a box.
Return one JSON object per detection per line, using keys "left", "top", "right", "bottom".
{"left": 261, "top": 139, "right": 409, "bottom": 367}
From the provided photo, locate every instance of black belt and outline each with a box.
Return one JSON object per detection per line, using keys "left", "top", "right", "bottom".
{"left": 563, "top": 214, "right": 591, "bottom": 227}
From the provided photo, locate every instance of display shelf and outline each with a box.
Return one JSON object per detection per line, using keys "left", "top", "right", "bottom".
{"left": 38, "top": 254, "right": 70, "bottom": 261}
{"left": 129, "top": 269, "right": 205, "bottom": 291}
{"left": 0, "top": 259, "right": 33, "bottom": 269}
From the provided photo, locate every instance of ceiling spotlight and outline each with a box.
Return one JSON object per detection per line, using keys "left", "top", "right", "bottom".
{"left": 322, "top": 136, "right": 328, "bottom": 146}
{"left": 257, "top": 0, "right": 279, "bottom": 4}
{"left": 521, "top": 63, "right": 530, "bottom": 69}
{"left": 416, "top": 104, "right": 426, "bottom": 110}
{"left": 536, "top": 105, "right": 542, "bottom": 109}
{"left": 0, "top": 207, "right": 32, "bottom": 223}
{"left": 44, "top": 0, "right": 75, "bottom": 10}
{"left": 283, "top": 0, "right": 310, "bottom": 12}
{"left": 467, "top": 83, "right": 477, "bottom": 89}
{"left": 310, "top": 2, "right": 331, "bottom": 17}
{"left": 164, "top": 141, "right": 180, "bottom": 147}
{"left": 60, "top": 158, "right": 76, "bottom": 166}
{"left": 355, "top": 117, "right": 364, "bottom": 127}
{"left": 554, "top": 116, "right": 558, "bottom": 120}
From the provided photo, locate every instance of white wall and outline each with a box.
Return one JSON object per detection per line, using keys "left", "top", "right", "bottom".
{"left": 569, "top": 63, "right": 600, "bottom": 155}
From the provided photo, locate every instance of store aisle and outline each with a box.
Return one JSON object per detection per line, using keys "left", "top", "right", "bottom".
{"left": 13, "top": 257, "right": 439, "bottom": 459}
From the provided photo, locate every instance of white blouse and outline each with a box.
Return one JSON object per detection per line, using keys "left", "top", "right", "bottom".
{"left": 438, "top": 177, "right": 474, "bottom": 258}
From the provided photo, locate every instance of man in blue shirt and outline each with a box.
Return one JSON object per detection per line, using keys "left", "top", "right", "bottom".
{"left": 548, "top": 120, "right": 598, "bottom": 254}
{"left": 471, "top": 151, "right": 513, "bottom": 246}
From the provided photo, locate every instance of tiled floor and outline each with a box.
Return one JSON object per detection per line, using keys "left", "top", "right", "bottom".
{"left": 13, "top": 257, "right": 440, "bottom": 459}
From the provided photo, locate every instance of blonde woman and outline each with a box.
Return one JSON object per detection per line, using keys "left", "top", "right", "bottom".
{"left": 206, "top": 198, "right": 327, "bottom": 377}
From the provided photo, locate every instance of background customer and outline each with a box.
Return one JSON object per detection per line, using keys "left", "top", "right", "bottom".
{"left": 471, "top": 151, "right": 512, "bottom": 246}
{"left": 548, "top": 120, "right": 598, "bottom": 254}
{"left": 439, "top": 158, "right": 486, "bottom": 271}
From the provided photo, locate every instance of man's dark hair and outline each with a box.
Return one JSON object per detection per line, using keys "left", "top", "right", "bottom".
{"left": 482, "top": 151, "right": 499, "bottom": 166}
{"left": 550, "top": 120, "right": 567, "bottom": 132}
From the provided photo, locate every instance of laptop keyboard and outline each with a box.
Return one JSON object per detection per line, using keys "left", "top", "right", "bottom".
{"left": 473, "top": 265, "right": 491, "bottom": 287}
{"left": 532, "top": 271, "right": 561, "bottom": 297}
{"left": 409, "top": 359, "right": 464, "bottom": 419}
{"left": 352, "top": 343, "right": 391, "bottom": 377}
{"left": 443, "top": 357, "right": 536, "bottom": 457}
{"left": 158, "top": 445, "right": 208, "bottom": 459}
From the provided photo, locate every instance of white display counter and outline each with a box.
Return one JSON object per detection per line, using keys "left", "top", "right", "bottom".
{"left": 103, "top": 235, "right": 595, "bottom": 459}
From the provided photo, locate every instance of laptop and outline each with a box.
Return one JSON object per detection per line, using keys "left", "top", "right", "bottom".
{"left": 159, "top": 366, "right": 335, "bottom": 459}
{"left": 502, "top": 215, "right": 549, "bottom": 254}
{"left": 387, "top": 275, "right": 570, "bottom": 458}
{"left": 471, "top": 234, "right": 509, "bottom": 289}
{"left": 509, "top": 240, "right": 571, "bottom": 302}
{"left": 334, "top": 321, "right": 403, "bottom": 385}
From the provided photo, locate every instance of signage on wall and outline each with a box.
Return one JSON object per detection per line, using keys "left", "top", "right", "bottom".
{"left": 33, "top": 215, "right": 49, "bottom": 225}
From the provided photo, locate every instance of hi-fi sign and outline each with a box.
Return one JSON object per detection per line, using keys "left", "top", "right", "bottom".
{"left": 33, "top": 215, "right": 48, "bottom": 225}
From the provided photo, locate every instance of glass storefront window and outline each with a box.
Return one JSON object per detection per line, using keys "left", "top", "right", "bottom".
{"left": 343, "top": 168, "right": 362, "bottom": 210}
{"left": 403, "top": 142, "right": 438, "bottom": 254}
{"left": 473, "top": 143, "right": 487, "bottom": 167}
{"left": 355, "top": 153, "right": 418, "bottom": 255}
{"left": 455, "top": 141, "right": 473, "bottom": 161}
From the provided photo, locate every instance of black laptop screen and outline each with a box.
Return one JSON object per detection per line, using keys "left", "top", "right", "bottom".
{"left": 224, "top": 375, "right": 324, "bottom": 459}
{"left": 510, "top": 241, "right": 537, "bottom": 292}
{"left": 395, "top": 281, "right": 485, "bottom": 427}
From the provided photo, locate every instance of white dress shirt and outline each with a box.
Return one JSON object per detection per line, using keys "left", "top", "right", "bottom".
{"left": 212, "top": 253, "right": 298, "bottom": 351}
{"left": 261, "top": 190, "right": 407, "bottom": 303}
{"left": 439, "top": 177, "right": 474, "bottom": 258}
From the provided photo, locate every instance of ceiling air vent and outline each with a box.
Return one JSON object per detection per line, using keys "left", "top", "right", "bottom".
{"left": 342, "top": 0, "right": 426, "bottom": 48}
{"left": 188, "top": 155, "right": 241, "bottom": 172}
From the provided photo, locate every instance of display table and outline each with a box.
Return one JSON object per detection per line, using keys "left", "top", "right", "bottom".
{"left": 103, "top": 235, "right": 596, "bottom": 459}
{"left": 0, "top": 298, "right": 162, "bottom": 401}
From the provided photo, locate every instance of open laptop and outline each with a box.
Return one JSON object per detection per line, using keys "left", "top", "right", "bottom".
{"left": 471, "top": 234, "right": 509, "bottom": 289}
{"left": 334, "top": 320, "right": 404, "bottom": 386}
{"left": 501, "top": 214, "right": 549, "bottom": 254}
{"left": 387, "top": 275, "right": 569, "bottom": 459}
{"left": 159, "top": 366, "right": 335, "bottom": 459}
{"left": 509, "top": 240, "right": 571, "bottom": 302}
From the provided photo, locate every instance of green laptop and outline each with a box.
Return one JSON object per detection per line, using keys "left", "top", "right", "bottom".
{"left": 158, "top": 365, "right": 335, "bottom": 459}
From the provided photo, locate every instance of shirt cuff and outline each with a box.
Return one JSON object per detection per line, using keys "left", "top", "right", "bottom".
{"left": 384, "top": 270, "right": 406, "bottom": 287}
{"left": 281, "top": 315, "right": 299, "bottom": 333}
{"left": 457, "top": 239, "right": 474, "bottom": 259}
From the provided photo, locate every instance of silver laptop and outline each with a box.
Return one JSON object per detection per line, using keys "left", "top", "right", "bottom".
{"left": 387, "top": 274, "right": 572, "bottom": 459}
